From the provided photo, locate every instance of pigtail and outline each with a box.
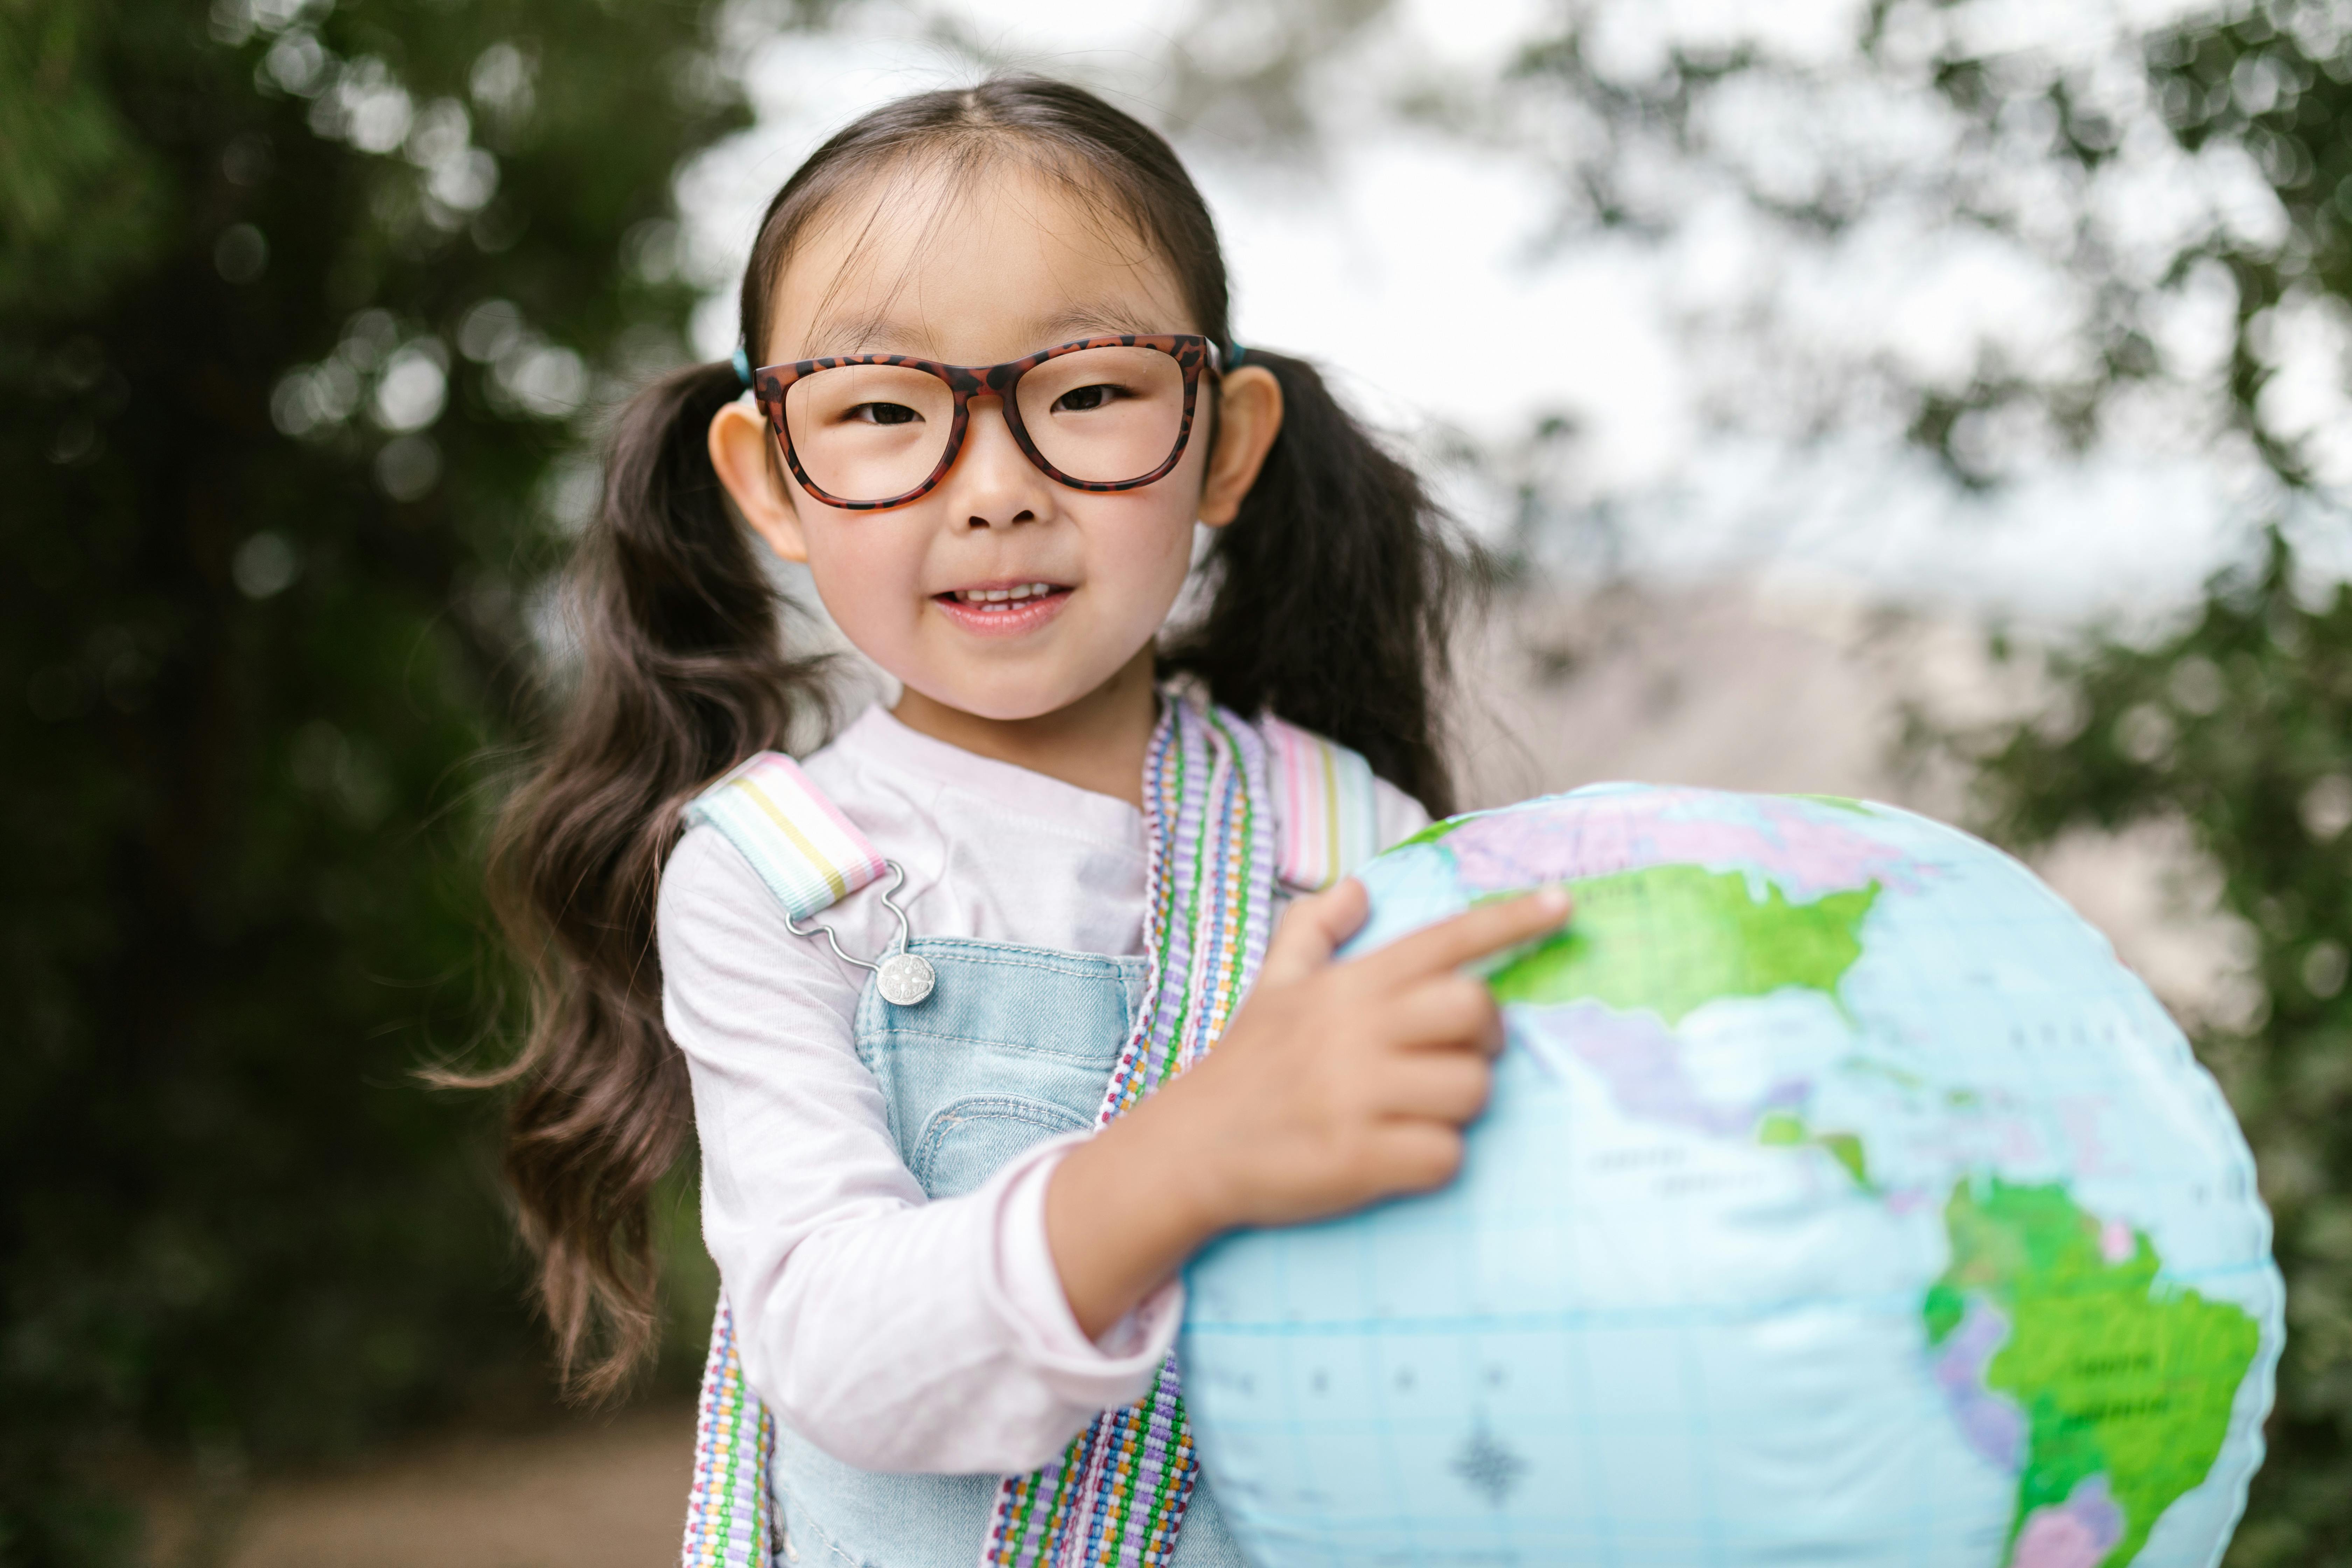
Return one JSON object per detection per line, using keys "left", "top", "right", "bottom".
{"left": 478, "top": 360, "right": 829, "bottom": 1397}
{"left": 1163, "top": 349, "right": 1476, "bottom": 818}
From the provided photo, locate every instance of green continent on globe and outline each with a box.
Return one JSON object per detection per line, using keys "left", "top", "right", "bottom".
{"left": 1756, "top": 1110, "right": 1871, "bottom": 1187}
{"left": 1924, "top": 1179, "right": 2261, "bottom": 1568}
{"left": 1781, "top": 792, "right": 1877, "bottom": 815}
{"left": 1393, "top": 814, "right": 1467, "bottom": 849}
{"left": 1483, "top": 864, "right": 1879, "bottom": 1025}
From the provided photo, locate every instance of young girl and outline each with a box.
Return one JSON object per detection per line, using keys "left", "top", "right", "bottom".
{"left": 490, "top": 77, "right": 1566, "bottom": 1567}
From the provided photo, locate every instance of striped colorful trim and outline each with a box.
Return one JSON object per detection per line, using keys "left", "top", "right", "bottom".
{"left": 1260, "top": 714, "right": 1381, "bottom": 893}
{"left": 682, "top": 752, "right": 887, "bottom": 922}
{"left": 684, "top": 1299, "right": 776, "bottom": 1568}
{"left": 978, "top": 696, "right": 1275, "bottom": 1568}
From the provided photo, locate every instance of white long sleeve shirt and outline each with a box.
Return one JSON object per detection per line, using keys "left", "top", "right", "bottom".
{"left": 656, "top": 704, "right": 1427, "bottom": 1474}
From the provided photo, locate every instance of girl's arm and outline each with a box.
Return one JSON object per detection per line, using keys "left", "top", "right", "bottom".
{"left": 662, "top": 827, "right": 1175, "bottom": 1475}
{"left": 1045, "top": 881, "right": 1570, "bottom": 1339}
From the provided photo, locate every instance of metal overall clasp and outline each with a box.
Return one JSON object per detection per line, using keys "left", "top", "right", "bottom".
{"left": 783, "top": 859, "right": 936, "bottom": 1006}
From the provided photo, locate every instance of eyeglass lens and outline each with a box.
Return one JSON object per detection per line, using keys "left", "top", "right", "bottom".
{"left": 782, "top": 345, "right": 1187, "bottom": 503}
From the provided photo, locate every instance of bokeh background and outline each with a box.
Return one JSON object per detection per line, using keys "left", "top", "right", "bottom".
{"left": 8, "top": 0, "right": 2352, "bottom": 1563}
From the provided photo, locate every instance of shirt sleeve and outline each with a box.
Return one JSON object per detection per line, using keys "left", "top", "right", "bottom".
{"left": 1371, "top": 775, "right": 1434, "bottom": 850}
{"left": 658, "top": 826, "right": 1179, "bottom": 1476}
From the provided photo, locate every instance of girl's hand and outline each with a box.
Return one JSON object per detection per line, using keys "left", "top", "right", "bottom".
{"left": 1045, "top": 881, "right": 1569, "bottom": 1338}
{"left": 1160, "top": 880, "right": 1571, "bottom": 1230}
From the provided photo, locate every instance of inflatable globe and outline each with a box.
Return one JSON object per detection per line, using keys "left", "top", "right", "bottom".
{"left": 1182, "top": 784, "right": 2283, "bottom": 1568}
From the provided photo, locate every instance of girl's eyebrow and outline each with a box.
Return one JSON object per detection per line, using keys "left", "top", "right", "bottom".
{"left": 1030, "top": 303, "right": 1168, "bottom": 342}
{"left": 799, "top": 311, "right": 917, "bottom": 359}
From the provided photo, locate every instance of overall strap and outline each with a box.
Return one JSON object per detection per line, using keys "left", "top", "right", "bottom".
{"left": 682, "top": 751, "right": 888, "bottom": 920}
{"left": 681, "top": 724, "right": 1380, "bottom": 913}
{"left": 1260, "top": 714, "right": 1384, "bottom": 893}
{"left": 683, "top": 1302, "right": 775, "bottom": 1568}
{"left": 979, "top": 704, "right": 1382, "bottom": 1568}
{"left": 981, "top": 696, "right": 1270, "bottom": 1568}
{"left": 681, "top": 750, "right": 881, "bottom": 1568}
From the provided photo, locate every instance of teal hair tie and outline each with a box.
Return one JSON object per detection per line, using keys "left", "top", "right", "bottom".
{"left": 732, "top": 345, "right": 753, "bottom": 389}
{"left": 1227, "top": 341, "right": 1246, "bottom": 367}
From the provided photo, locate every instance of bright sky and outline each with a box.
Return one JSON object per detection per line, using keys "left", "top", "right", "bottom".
{"left": 681, "top": 0, "right": 2301, "bottom": 626}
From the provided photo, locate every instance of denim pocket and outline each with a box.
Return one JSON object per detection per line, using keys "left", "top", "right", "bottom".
{"left": 910, "top": 1094, "right": 1090, "bottom": 1199}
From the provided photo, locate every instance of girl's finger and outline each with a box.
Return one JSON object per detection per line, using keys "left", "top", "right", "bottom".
{"left": 1368, "top": 1052, "right": 1493, "bottom": 1123}
{"left": 1372, "top": 1121, "right": 1466, "bottom": 1195}
{"left": 1362, "top": 888, "right": 1570, "bottom": 986}
{"left": 1256, "top": 878, "right": 1370, "bottom": 987}
{"left": 1374, "top": 974, "right": 1503, "bottom": 1056}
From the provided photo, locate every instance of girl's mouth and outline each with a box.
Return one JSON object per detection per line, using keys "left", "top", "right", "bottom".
{"left": 932, "top": 580, "right": 1074, "bottom": 636}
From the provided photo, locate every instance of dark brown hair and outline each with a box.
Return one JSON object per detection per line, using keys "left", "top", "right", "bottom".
{"left": 488, "top": 75, "right": 1474, "bottom": 1394}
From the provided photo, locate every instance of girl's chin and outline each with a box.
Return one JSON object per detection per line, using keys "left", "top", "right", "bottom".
{"left": 899, "top": 661, "right": 1129, "bottom": 728}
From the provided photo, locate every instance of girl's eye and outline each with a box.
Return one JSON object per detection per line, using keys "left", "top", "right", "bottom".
{"left": 1052, "top": 383, "right": 1124, "bottom": 414}
{"left": 848, "top": 402, "right": 922, "bottom": 426}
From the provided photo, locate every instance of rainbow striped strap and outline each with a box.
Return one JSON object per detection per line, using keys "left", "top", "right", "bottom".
{"left": 683, "top": 752, "right": 887, "bottom": 921}
{"left": 979, "top": 696, "right": 1277, "bottom": 1568}
{"left": 684, "top": 1298, "right": 776, "bottom": 1568}
{"left": 1260, "top": 715, "right": 1381, "bottom": 893}
{"left": 678, "top": 751, "right": 874, "bottom": 1568}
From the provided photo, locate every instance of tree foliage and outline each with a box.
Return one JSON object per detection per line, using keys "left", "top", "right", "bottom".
{"left": 1429, "top": 0, "right": 2339, "bottom": 564}
{"left": 0, "top": 1, "right": 751, "bottom": 1559}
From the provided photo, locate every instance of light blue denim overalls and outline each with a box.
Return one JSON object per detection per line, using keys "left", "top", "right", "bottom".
{"left": 682, "top": 704, "right": 1386, "bottom": 1568}
{"left": 765, "top": 937, "right": 1246, "bottom": 1567}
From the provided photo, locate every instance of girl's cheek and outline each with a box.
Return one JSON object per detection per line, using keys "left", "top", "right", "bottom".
{"left": 804, "top": 524, "right": 924, "bottom": 645}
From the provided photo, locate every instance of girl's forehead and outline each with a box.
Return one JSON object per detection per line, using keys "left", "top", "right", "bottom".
{"left": 766, "top": 158, "right": 1196, "bottom": 365}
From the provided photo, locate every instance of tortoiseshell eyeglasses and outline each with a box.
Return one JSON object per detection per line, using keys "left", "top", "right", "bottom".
{"left": 749, "top": 334, "right": 1220, "bottom": 511}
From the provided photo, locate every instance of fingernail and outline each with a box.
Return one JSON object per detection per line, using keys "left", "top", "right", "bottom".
{"left": 1535, "top": 888, "right": 1570, "bottom": 916}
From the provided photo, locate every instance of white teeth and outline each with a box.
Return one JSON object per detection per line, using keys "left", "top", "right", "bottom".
{"left": 952, "top": 582, "right": 1056, "bottom": 607}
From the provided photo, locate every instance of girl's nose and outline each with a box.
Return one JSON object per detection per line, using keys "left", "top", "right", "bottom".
{"left": 948, "top": 396, "right": 1046, "bottom": 529}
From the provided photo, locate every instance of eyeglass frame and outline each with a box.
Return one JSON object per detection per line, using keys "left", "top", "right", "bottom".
{"left": 748, "top": 333, "right": 1223, "bottom": 512}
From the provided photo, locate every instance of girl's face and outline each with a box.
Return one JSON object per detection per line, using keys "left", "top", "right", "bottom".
{"left": 709, "top": 160, "right": 1280, "bottom": 725}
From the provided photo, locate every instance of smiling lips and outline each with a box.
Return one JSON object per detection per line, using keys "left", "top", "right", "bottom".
{"left": 933, "top": 579, "right": 1073, "bottom": 636}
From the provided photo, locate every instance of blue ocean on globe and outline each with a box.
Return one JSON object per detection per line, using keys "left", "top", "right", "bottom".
{"left": 1181, "top": 784, "right": 2284, "bottom": 1568}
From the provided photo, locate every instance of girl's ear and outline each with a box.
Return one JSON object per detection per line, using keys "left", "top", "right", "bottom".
{"left": 708, "top": 398, "right": 809, "bottom": 562}
{"left": 1197, "top": 364, "right": 1283, "bottom": 528}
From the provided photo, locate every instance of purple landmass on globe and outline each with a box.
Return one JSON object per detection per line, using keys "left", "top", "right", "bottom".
{"left": 1444, "top": 789, "right": 1923, "bottom": 901}
{"left": 1931, "top": 1296, "right": 2028, "bottom": 1471}
{"left": 1526, "top": 1002, "right": 1809, "bottom": 1137}
{"left": 2009, "top": 1475, "right": 2125, "bottom": 1568}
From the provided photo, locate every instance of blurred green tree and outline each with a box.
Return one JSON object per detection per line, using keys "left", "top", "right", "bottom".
{"left": 0, "top": 0, "right": 755, "bottom": 1560}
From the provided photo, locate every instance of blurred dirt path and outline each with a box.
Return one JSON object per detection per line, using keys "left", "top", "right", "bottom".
{"left": 149, "top": 1402, "right": 695, "bottom": 1568}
